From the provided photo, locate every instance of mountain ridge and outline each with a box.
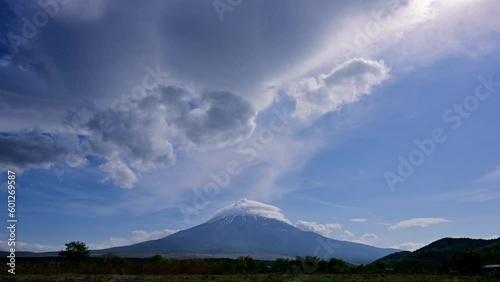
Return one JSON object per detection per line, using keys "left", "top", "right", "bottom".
{"left": 93, "top": 212, "right": 398, "bottom": 264}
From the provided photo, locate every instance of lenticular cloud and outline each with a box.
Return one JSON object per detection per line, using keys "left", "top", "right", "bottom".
{"left": 206, "top": 198, "right": 292, "bottom": 225}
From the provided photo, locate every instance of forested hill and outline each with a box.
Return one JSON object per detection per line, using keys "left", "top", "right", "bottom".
{"left": 373, "top": 237, "right": 500, "bottom": 274}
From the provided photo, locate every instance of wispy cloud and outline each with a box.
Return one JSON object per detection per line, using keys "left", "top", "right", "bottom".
{"left": 90, "top": 229, "right": 177, "bottom": 250}
{"left": 295, "top": 220, "right": 341, "bottom": 237}
{"left": 457, "top": 189, "right": 500, "bottom": 203}
{"left": 0, "top": 241, "right": 64, "bottom": 253}
{"left": 389, "top": 218, "right": 449, "bottom": 230}
{"left": 426, "top": 166, "right": 500, "bottom": 203}
{"left": 351, "top": 218, "right": 367, "bottom": 223}
{"left": 0, "top": 229, "right": 177, "bottom": 252}
{"left": 353, "top": 233, "right": 379, "bottom": 245}
{"left": 283, "top": 0, "right": 500, "bottom": 80}
{"left": 300, "top": 196, "right": 370, "bottom": 214}
{"left": 391, "top": 242, "right": 425, "bottom": 251}
{"left": 360, "top": 233, "right": 379, "bottom": 241}
{"left": 344, "top": 230, "right": 355, "bottom": 237}
{"left": 477, "top": 166, "right": 500, "bottom": 183}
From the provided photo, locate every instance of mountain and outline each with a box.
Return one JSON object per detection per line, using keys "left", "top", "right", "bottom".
{"left": 373, "top": 237, "right": 500, "bottom": 273}
{"left": 94, "top": 199, "right": 398, "bottom": 264}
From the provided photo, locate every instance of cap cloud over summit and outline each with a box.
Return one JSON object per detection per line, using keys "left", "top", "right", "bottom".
{"left": 206, "top": 198, "right": 292, "bottom": 225}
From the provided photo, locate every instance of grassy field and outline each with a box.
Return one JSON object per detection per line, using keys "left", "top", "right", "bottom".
{"left": 0, "top": 274, "right": 499, "bottom": 282}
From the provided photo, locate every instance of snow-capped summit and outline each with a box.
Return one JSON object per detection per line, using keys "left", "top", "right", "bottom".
{"left": 205, "top": 198, "right": 292, "bottom": 225}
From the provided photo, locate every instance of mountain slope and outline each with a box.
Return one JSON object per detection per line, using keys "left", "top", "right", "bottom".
{"left": 412, "top": 237, "right": 500, "bottom": 265}
{"left": 96, "top": 206, "right": 398, "bottom": 264}
{"left": 373, "top": 237, "right": 500, "bottom": 272}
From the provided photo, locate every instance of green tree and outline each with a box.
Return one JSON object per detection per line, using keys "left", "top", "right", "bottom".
{"left": 235, "top": 256, "right": 248, "bottom": 273}
{"left": 328, "top": 258, "right": 350, "bottom": 274}
{"left": 451, "top": 250, "right": 483, "bottom": 275}
{"left": 275, "top": 258, "right": 291, "bottom": 271}
{"left": 58, "top": 241, "right": 90, "bottom": 262}
{"left": 301, "top": 256, "right": 320, "bottom": 274}
{"left": 243, "top": 256, "right": 255, "bottom": 272}
{"left": 149, "top": 254, "right": 164, "bottom": 262}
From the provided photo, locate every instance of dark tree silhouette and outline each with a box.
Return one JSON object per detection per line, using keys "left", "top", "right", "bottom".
{"left": 243, "top": 256, "right": 255, "bottom": 272}
{"left": 328, "top": 257, "right": 351, "bottom": 273}
{"left": 149, "top": 254, "right": 164, "bottom": 262}
{"left": 235, "top": 256, "right": 248, "bottom": 273}
{"left": 450, "top": 250, "right": 483, "bottom": 275}
{"left": 58, "top": 241, "right": 90, "bottom": 262}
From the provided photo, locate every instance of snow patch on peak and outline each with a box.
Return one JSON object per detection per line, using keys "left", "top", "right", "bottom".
{"left": 206, "top": 199, "right": 292, "bottom": 225}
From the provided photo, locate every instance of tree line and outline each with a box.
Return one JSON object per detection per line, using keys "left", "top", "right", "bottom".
{"left": 2, "top": 241, "right": 497, "bottom": 276}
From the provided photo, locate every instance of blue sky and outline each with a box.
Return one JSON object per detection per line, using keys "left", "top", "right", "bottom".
{"left": 0, "top": 0, "right": 499, "bottom": 252}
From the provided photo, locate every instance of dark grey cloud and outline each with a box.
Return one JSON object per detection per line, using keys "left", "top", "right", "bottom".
{"left": 0, "top": 0, "right": 386, "bottom": 188}
{"left": 0, "top": 128, "right": 85, "bottom": 172}
{"left": 1, "top": 0, "right": 387, "bottom": 122}
{"left": 0, "top": 84, "right": 255, "bottom": 188}
{"left": 180, "top": 91, "right": 256, "bottom": 147}
{"left": 157, "top": 0, "right": 384, "bottom": 98}
{"left": 62, "top": 85, "right": 255, "bottom": 188}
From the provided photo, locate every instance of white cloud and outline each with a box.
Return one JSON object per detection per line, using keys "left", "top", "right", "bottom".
{"left": 361, "top": 233, "right": 379, "bottom": 241}
{"left": 0, "top": 241, "right": 64, "bottom": 253}
{"left": 243, "top": 133, "right": 324, "bottom": 202}
{"left": 430, "top": 166, "right": 500, "bottom": 203}
{"left": 284, "top": 0, "right": 500, "bottom": 79}
{"left": 353, "top": 233, "right": 379, "bottom": 245}
{"left": 389, "top": 217, "right": 449, "bottom": 230}
{"left": 457, "top": 189, "right": 500, "bottom": 203}
{"left": 477, "top": 166, "right": 500, "bottom": 184}
{"left": 351, "top": 218, "right": 367, "bottom": 223}
{"left": 392, "top": 242, "right": 425, "bottom": 251}
{"left": 56, "top": 1, "right": 110, "bottom": 22}
{"left": 0, "top": 229, "right": 177, "bottom": 252}
{"left": 344, "top": 230, "right": 355, "bottom": 237}
{"left": 283, "top": 58, "right": 389, "bottom": 120}
{"left": 100, "top": 158, "right": 139, "bottom": 189}
{"left": 383, "top": 0, "right": 500, "bottom": 67}
{"left": 206, "top": 198, "right": 292, "bottom": 225}
{"left": 0, "top": 56, "right": 11, "bottom": 67}
{"left": 295, "top": 220, "right": 341, "bottom": 237}
{"left": 377, "top": 222, "right": 392, "bottom": 226}
{"left": 90, "top": 229, "right": 177, "bottom": 250}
